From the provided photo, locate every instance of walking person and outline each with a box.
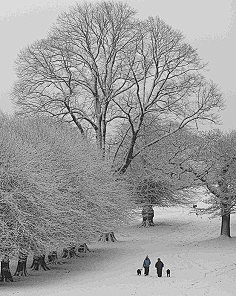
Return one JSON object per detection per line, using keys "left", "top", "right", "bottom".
{"left": 143, "top": 255, "right": 151, "bottom": 276}
{"left": 155, "top": 258, "right": 164, "bottom": 277}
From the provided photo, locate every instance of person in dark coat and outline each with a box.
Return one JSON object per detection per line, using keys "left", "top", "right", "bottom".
{"left": 155, "top": 258, "right": 164, "bottom": 277}
{"left": 143, "top": 255, "right": 151, "bottom": 276}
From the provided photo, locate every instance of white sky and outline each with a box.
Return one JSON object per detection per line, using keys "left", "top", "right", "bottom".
{"left": 0, "top": 0, "right": 235, "bottom": 131}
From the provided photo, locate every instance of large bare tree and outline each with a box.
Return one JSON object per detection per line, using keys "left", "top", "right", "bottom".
{"left": 167, "top": 130, "right": 236, "bottom": 237}
{"left": 13, "top": 2, "right": 137, "bottom": 154}
{"left": 13, "top": 2, "right": 223, "bottom": 167}
{"left": 111, "top": 17, "right": 223, "bottom": 173}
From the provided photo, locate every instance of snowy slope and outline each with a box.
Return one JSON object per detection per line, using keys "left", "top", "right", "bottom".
{"left": 1, "top": 206, "right": 236, "bottom": 296}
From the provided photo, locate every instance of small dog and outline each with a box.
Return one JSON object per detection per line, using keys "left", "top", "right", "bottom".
{"left": 137, "top": 268, "right": 142, "bottom": 275}
{"left": 166, "top": 269, "right": 171, "bottom": 277}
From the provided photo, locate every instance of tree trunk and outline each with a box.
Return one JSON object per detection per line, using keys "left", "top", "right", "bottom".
{"left": 96, "top": 116, "right": 102, "bottom": 151}
{"left": 62, "top": 246, "right": 77, "bottom": 258}
{"left": 31, "top": 255, "right": 50, "bottom": 271}
{"left": 98, "top": 232, "right": 117, "bottom": 242}
{"left": 101, "top": 114, "right": 107, "bottom": 158}
{"left": 48, "top": 251, "right": 58, "bottom": 264}
{"left": 77, "top": 243, "right": 90, "bottom": 253}
{"left": 118, "top": 133, "right": 138, "bottom": 174}
{"left": 141, "top": 205, "right": 154, "bottom": 227}
{"left": 117, "top": 114, "right": 144, "bottom": 174}
{"left": 14, "top": 251, "right": 28, "bottom": 276}
{"left": 94, "top": 86, "right": 103, "bottom": 151}
{"left": 64, "top": 101, "right": 85, "bottom": 135}
{"left": 0, "top": 256, "right": 13, "bottom": 282}
{"left": 220, "top": 213, "right": 231, "bottom": 237}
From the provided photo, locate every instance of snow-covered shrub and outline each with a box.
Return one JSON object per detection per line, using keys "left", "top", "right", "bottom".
{"left": 0, "top": 115, "right": 132, "bottom": 255}
{"left": 135, "top": 177, "right": 176, "bottom": 207}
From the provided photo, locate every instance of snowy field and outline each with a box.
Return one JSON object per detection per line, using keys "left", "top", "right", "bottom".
{"left": 1, "top": 206, "right": 236, "bottom": 296}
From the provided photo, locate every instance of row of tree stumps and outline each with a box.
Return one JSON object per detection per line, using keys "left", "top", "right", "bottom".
{"left": 62, "top": 243, "right": 90, "bottom": 259}
{"left": 0, "top": 243, "right": 91, "bottom": 282}
{"left": 2, "top": 224, "right": 157, "bottom": 282}
{"left": 1, "top": 212, "right": 150, "bottom": 281}
{"left": 0, "top": 250, "right": 28, "bottom": 282}
{"left": 98, "top": 232, "right": 117, "bottom": 242}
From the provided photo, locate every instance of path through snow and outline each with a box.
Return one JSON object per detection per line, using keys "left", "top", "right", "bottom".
{"left": 1, "top": 207, "right": 236, "bottom": 296}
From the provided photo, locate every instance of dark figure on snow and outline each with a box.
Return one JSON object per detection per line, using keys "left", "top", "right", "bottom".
{"left": 0, "top": 255, "right": 13, "bottom": 282}
{"left": 137, "top": 268, "right": 142, "bottom": 276}
{"left": 166, "top": 269, "right": 171, "bottom": 277}
{"left": 143, "top": 256, "right": 151, "bottom": 276}
{"left": 155, "top": 258, "right": 164, "bottom": 277}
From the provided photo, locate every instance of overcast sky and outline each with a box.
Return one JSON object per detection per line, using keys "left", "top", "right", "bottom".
{"left": 0, "top": 0, "right": 235, "bottom": 131}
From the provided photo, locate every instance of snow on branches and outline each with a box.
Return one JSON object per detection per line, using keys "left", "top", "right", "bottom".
{"left": 0, "top": 115, "right": 132, "bottom": 255}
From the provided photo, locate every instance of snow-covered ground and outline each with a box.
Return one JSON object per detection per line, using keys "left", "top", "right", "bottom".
{"left": 1, "top": 206, "right": 236, "bottom": 296}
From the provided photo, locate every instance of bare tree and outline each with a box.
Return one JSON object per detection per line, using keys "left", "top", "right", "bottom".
{"left": 112, "top": 17, "right": 223, "bottom": 173}
{"left": 13, "top": 3, "right": 223, "bottom": 167}
{"left": 169, "top": 130, "right": 236, "bottom": 237}
{"left": 13, "top": 1, "right": 137, "bottom": 154}
{"left": 124, "top": 125, "right": 195, "bottom": 226}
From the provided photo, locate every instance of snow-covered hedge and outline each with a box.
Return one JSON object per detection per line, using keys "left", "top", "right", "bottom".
{"left": 0, "top": 115, "right": 132, "bottom": 255}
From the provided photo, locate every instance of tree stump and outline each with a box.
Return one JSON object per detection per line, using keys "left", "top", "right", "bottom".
{"left": 31, "top": 254, "right": 50, "bottom": 271}
{"left": 62, "top": 248, "right": 69, "bottom": 258}
{"left": 77, "top": 243, "right": 90, "bottom": 253}
{"left": 48, "top": 251, "right": 58, "bottom": 264}
{"left": 192, "top": 204, "right": 199, "bottom": 216}
{"left": 62, "top": 246, "right": 77, "bottom": 258}
{"left": 14, "top": 250, "right": 28, "bottom": 276}
{"left": 98, "top": 232, "right": 117, "bottom": 242}
{"left": 141, "top": 205, "right": 154, "bottom": 227}
{"left": 0, "top": 255, "right": 13, "bottom": 282}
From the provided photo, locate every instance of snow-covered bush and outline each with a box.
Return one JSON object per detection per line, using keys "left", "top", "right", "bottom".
{"left": 0, "top": 115, "right": 132, "bottom": 255}
{"left": 135, "top": 177, "right": 176, "bottom": 206}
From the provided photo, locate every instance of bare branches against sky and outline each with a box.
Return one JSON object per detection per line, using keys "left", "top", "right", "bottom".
{"left": 0, "top": 0, "right": 235, "bottom": 130}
